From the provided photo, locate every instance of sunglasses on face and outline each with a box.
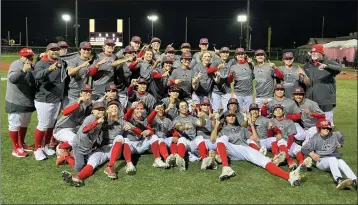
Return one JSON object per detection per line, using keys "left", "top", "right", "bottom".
{"left": 82, "top": 48, "right": 92, "bottom": 51}
{"left": 50, "top": 48, "right": 60, "bottom": 51}
{"left": 284, "top": 58, "right": 293, "bottom": 60}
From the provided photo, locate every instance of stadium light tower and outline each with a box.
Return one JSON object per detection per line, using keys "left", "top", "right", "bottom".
{"left": 147, "top": 15, "right": 158, "bottom": 38}
{"left": 237, "top": 14, "right": 247, "bottom": 48}
{"left": 62, "top": 14, "right": 71, "bottom": 41}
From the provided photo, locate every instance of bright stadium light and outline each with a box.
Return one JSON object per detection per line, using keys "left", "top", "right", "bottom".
{"left": 147, "top": 15, "right": 158, "bottom": 37}
{"left": 237, "top": 14, "right": 247, "bottom": 47}
{"left": 62, "top": 14, "right": 71, "bottom": 41}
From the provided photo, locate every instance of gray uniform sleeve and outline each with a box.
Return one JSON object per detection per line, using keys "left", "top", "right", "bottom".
{"left": 286, "top": 120, "right": 297, "bottom": 136}
{"left": 8, "top": 62, "right": 27, "bottom": 84}
{"left": 334, "top": 131, "right": 344, "bottom": 146}
{"left": 301, "top": 135, "right": 315, "bottom": 156}
{"left": 309, "top": 100, "right": 324, "bottom": 114}
{"left": 243, "top": 128, "right": 252, "bottom": 140}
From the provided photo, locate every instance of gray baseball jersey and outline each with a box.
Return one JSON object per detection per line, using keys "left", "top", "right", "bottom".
{"left": 219, "top": 124, "right": 252, "bottom": 146}
{"left": 72, "top": 114, "right": 102, "bottom": 155}
{"left": 301, "top": 131, "right": 344, "bottom": 158}
{"left": 196, "top": 114, "right": 212, "bottom": 139}
{"left": 169, "top": 67, "right": 195, "bottom": 99}
{"left": 254, "top": 64, "right": 276, "bottom": 98}
{"left": 298, "top": 98, "right": 324, "bottom": 128}
{"left": 272, "top": 118, "right": 296, "bottom": 140}
{"left": 101, "top": 117, "right": 128, "bottom": 145}
{"left": 266, "top": 98, "right": 301, "bottom": 115}
{"left": 129, "top": 91, "right": 157, "bottom": 111}
{"left": 230, "top": 62, "right": 254, "bottom": 96}
{"left": 124, "top": 118, "right": 147, "bottom": 141}
{"left": 192, "top": 63, "right": 214, "bottom": 96}
{"left": 54, "top": 103, "right": 92, "bottom": 133}
{"left": 66, "top": 55, "right": 92, "bottom": 99}
{"left": 254, "top": 116, "right": 270, "bottom": 139}
{"left": 278, "top": 65, "right": 305, "bottom": 98}
{"left": 139, "top": 61, "right": 153, "bottom": 82}
{"left": 190, "top": 51, "right": 218, "bottom": 69}
{"left": 172, "top": 115, "right": 198, "bottom": 140}
{"left": 211, "top": 60, "right": 232, "bottom": 95}
{"left": 147, "top": 116, "right": 173, "bottom": 138}
{"left": 161, "top": 97, "right": 179, "bottom": 121}
{"left": 220, "top": 111, "right": 245, "bottom": 126}
{"left": 92, "top": 53, "right": 117, "bottom": 94}
{"left": 149, "top": 66, "right": 169, "bottom": 100}
{"left": 114, "top": 61, "right": 132, "bottom": 94}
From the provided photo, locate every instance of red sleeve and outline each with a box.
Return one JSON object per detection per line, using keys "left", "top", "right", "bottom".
{"left": 152, "top": 71, "right": 163, "bottom": 79}
{"left": 88, "top": 65, "right": 99, "bottom": 77}
{"left": 145, "top": 125, "right": 155, "bottom": 136}
{"left": 268, "top": 128, "right": 274, "bottom": 137}
{"left": 147, "top": 110, "right": 157, "bottom": 124}
{"left": 63, "top": 102, "right": 80, "bottom": 116}
{"left": 136, "top": 50, "right": 144, "bottom": 58}
{"left": 82, "top": 121, "right": 99, "bottom": 133}
{"left": 286, "top": 113, "right": 301, "bottom": 121}
{"left": 128, "top": 62, "right": 139, "bottom": 70}
{"left": 124, "top": 107, "right": 134, "bottom": 121}
{"left": 127, "top": 85, "right": 134, "bottom": 98}
{"left": 227, "top": 72, "right": 234, "bottom": 83}
{"left": 261, "top": 105, "right": 268, "bottom": 117}
{"left": 168, "top": 79, "right": 175, "bottom": 86}
{"left": 131, "top": 127, "right": 143, "bottom": 135}
{"left": 287, "top": 134, "right": 295, "bottom": 149}
{"left": 272, "top": 127, "right": 282, "bottom": 134}
{"left": 170, "top": 129, "right": 180, "bottom": 138}
{"left": 206, "top": 67, "right": 218, "bottom": 74}
{"left": 311, "top": 113, "right": 326, "bottom": 119}
{"left": 274, "top": 67, "right": 284, "bottom": 79}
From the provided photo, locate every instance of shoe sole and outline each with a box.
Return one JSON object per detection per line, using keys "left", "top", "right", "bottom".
{"left": 23, "top": 149, "right": 34, "bottom": 152}
{"left": 220, "top": 172, "right": 236, "bottom": 181}
{"left": 104, "top": 170, "right": 118, "bottom": 179}
{"left": 61, "top": 171, "right": 74, "bottom": 185}
{"left": 12, "top": 152, "right": 27, "bottom": 158}
{"left": 336, "top": 179, "right": 353, "bottom": 190}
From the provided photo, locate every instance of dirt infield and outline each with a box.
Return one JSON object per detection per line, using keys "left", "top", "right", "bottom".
{"left": 1, "top": 62, "right": 356, "bottom": 80}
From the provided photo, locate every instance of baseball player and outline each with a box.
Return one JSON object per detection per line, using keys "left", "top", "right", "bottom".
{"left": 292, "top": 87, "right": 326, "bottom": 145}
{"left": 127, "top": 77, "right": 157, "bottom": 113}
{"left": 211, "top": 113, "right": 308, "bottom": 186}
{"left": 149, "top": 37, "right": 162, "bottom": 60}
{"left": 54, "top": 84, "right": 94, "bottom": 165}
{"left": 33, "top": 43, "right": 68, "bottom": 160}
{"left": 160, "top": 85, "right": 180, "bottom": 121}
{"left": 168, "top": 52, "right": 195, "bottom": 110}
{"left": 149, "top": 56, "right": 173, "bottom": 100}
{"left": 121, "top": 101, "right": 167, "bottom": 175}
{"left": 301, "top": 119, "right": 357, "bottom": 191}
{"left": 210, "top": 47, "right": 234, "bottom": 113}
{"left": 66, "top": 42, "right": 106, "bottom": 106}
{"left": 115, "top": 36, "right": 144, "bottom": 59}
{"left": 190, "top": 38, "right": 219, "bottom": 69}
{"left": 220, "top": 98, "right": 247, "bottom": 128}
{"left": 146, "top": 102, "right": 180, "bottom": 168}
{"left": 253, "top": 49, "right": 284, "bottom": 108}
{"left": 60, "top": 101, "right": 106, "bottom": 187}
{"left": 5, "top": 48, "right": 36, "bottom": 157}
{"left": 127, "top": 49, "right": 158, "bottom": 82}
{"left": 58, "top": 41, "right": 68, "bottom": 56}
{"left": 173, "top": 43, "right": 191, "bottom": 69}
{"left": 96, "top": 83, "right": 124, "bottom": 116}
{"left": 278, "top": 52, "right": 309, "bottom": 98}
{"left": 172, "top": 100, "right": 206, "bottom": 171}
{"left": 229, "top": 48, "right": 255, "bottom": 112}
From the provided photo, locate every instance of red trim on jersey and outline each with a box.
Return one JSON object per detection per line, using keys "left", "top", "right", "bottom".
{"left": 62, "top": 102, "right": 80, "bottom": 116}
{"left": 238, "top": 60, "right": 246, "bottom": 64}
{"left": 136, "top": 50, "right": 144, "bottom": 58}
{"left": 152, "top": 71, "right": 163, "bottom": 79}
{"left": 88, "top": 65, "right": 99, "bottom": 77}
{"left": 168, "top": 79, "right": 175, "bottom": 86}
{"left": 311, "top": 113, "right": 326, "bottom": 119}
{"left": 82, "top": 121, "right": 99, "bottom": 133}
{"left": 131, "top": 127, "right": 143, "bottom": 135}
{"left": 274, "top": 67, "right": 284, "bottom": 79}
{"left": 124, "top": 108, "right": 134, "bottom": 121}
{"left": 147, "top": 110, "right": 158, "bottom": 124}
{"left": 227, "top": 72, "right": 234, "bottom": 83}
{"left": 128, "top": 62, "right": 138, "bottom": 70}
{"left": 206, "top": 67, "right": 218, "bottom": 74}
{"left": 286, "top": 113, "right": 301, "bottom": 121}
{"left": 261, "top": 105, "right": 268, "bottom": 117}
{"left": 287, "top": 134, "right": 295, "bottom": 149}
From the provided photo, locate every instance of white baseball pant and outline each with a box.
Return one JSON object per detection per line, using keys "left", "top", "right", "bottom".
{"left": 294, "top": 123, "right": 306, "bottom": 141}
{"left": 235, "top": 94, "right": 253, "bottom": 112}
{"left": 211, "top": 92, "right": 231, "bottom": 113}
{"left": 53, "top": 128, "right": 76, "bottom": 146}
{"left": 124, "top": 134, "right": 158, "bottom": 154}
{"left": 316, "top": 157, "right": 357, "bottom": 180}
{"left": 288, "top": 142, "right": 302, "bottom": 157}
{"left": 302, "top": 126, "right": 317, "bottom": 147}
{"left": 194, "top": 135, "right": 217, "bottom": 151}
{"left": 158, "top": 137, "right": 173, "bottom": 147}
{"left": 255, "top": 97, "right": 273, "bottom": 109}
{"left": 8, "top": 113, "right": 32, "bottom": 131}
{"left": 34, "top": 101, "right": 61, "bottom": 131}
{"left": 177, "top": 137, "right": 201, "bottom": 162}
{"left": 247, "top": 137, "right": 277, "bottom": 150}
{"left": 217, "top": 135, "right": 271, "bottom": 168}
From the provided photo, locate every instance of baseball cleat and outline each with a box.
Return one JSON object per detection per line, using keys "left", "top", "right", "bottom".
{"left": 34, "top": 149, "right": 47, "bottom": 161}
{"left": 272, "top": 151, "right": 286, "bottom": 166}
{"left": 165, "top": 154, "right": 176, "bottom": 167}
{"left": 61, "top": 171, "right": 73, "bottom": 185}
{"left": 289, "top": 163, "right": 298, "bottom": 171}
{"left": 259, "top": 146, "right": 267, "bottom": 156}
{"left": 56, "top": 151, "right": 68, "bottom": 166}
{"left": 125, "top": 162, "right": 136, "bottom": 175}
{"left": 153, "top": 158, "right": 168, "bottom": 168}
{"left": 352, "top": 179, "right": 357, "bottom": 191}
{"left": 42, "top": 145, "right": 56, "bottom": 156}
{"left": 288, "top": 165, "right": 303, "bottom": 186}
{"left": 104, "top": 166, "right": 118, "bottom": 180}
{"left": 56, "top": 144, "right": 66, "bottom": 156}
{"left": 335, "top": 177, "right": 353, "bottom": 190}
{"left": 22, "top": 144, "right": 34, "bottom": 152}
{"left": 301, "top": 157, "right": 313, "bottom": 168}
{"left": 71, "top": 175, "right": 84, "bottom": 187}
{"left": 175, "top": 154, "right": 186, "bottom": 171}
{"left": 219, "top": 166, "right": 236, "bottom": 181}
{"left": 12, "top": 148, "right": 27, "bottom": 158}
{"left": 201, "top": 156, "right": 215, "bottom": 170}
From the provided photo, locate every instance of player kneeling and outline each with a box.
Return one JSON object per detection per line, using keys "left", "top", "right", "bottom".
{"left": 302, "top": 119, "right": 357, "bottom": 191}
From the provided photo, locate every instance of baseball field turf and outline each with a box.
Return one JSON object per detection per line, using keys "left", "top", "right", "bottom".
{"left": 0, "top": 54, "right": 357, "bottom": 204}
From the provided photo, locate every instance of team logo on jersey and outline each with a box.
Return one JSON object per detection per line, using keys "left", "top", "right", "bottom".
{"left": 278, "top": 124, "right": 284, "bottom": 130}
{"left": 323, "top": 144, "right": 331, "bottom": 150}
{"left": 183, "top": 74, "right": 188, "bottom": 78}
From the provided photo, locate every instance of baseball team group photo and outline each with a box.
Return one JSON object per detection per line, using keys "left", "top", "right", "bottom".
{"left": 1, "top": 0, "right": 357, "bottom": 204}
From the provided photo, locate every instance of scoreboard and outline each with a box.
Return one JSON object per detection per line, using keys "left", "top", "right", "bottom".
{"left": 89, "top": 32, "right": 123, "bottom": 46}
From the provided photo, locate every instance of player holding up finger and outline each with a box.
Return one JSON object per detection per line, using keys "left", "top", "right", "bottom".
{"left": 149, "top": 56, "right": 173, "bottom": 100}
{"left": 161, "top": 86, "right": 181, "bottom": 121}
{"left": 127, "top": 78, "right": 157, "bottom": 114}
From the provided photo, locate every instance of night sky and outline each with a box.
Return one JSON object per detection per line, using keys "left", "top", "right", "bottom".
{"left": 1, "top": 0, "right": 357, "bottom": 50}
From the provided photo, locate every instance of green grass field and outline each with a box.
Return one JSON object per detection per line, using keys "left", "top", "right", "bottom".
{"left": 1, "top": 54, "right": 357, "bottom": 204}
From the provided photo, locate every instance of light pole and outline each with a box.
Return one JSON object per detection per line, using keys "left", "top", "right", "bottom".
{"left": 147, "top": 15, "right": 158, "bottom": 38}
{"left": 237, "top": 15, "right": 247, "bottom": 48}
{"left": 62, "top": 14, "right": 71, "bottom": 41}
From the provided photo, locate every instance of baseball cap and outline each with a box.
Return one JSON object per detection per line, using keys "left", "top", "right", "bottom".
{"left": 200, "top": 97, "right": 211, "bottom": 105}
{"left": 138, "top": 78, "right": 147, "bottom": 84}
{"left": 227, "top": 98, "right": 239, "bottom": 105}
{"left": 165, "top": 46, "right": 175, "bottom": 53}
{"left": 46, "top": 43, "right": 60, "bottom": 51}
{"left": 255, "top": 49, "right": 266, "bottom": 55}
{"left": 220, "top": 47, "right": 230, "bottom": 53}
{"left": 107, "top": 100, "right": 121, "bottom": 108}
{"left": 104, "top": 39, "right": 116, "bottom": 46}
{"left": 168, "top": 85, "right": 180, "bottom": 92}
{"left": 181, "top": 43, "right": 191, "bottom": 49}
{"left": 316, "top": 118, "right": 332, "bottom": 129}
{"left": 181, "top": 52, "right": 192, "bottom": 59}
{"left": 224, "top": 112, "right": 236, "bottom": 118}
{"left": 150, "top": 37, "right": 161, "bottom": 44}
{"left": 273, "top": 104, "right": 284, "bottom": 111}
{"left": 293, "top": 87, "right": 305, "bottom": 95}
{"left": 123, "top": 45, "right": 135, "bottom": 54}
{"left": 131, "top": 36, "right": 141, "bottom": 43}
{"left": 81, "top": 84, "right": 94, "bottom": 92}
{"left": 80, "top": 42, "right": 92, "bottom": 49}
{"left": 105, "top": 83, "right": 118, "bottom": 92}
{"left": 199, "top": 38, "right": 209, "bottom": 44}
{"left": 311, "top": 44, "right": 324, "bottom": 55}
{"left": 249, "top": 103, "right": 260, "bottom": 111}
{"left": 275, "top": 84, "right": 285, "bottom": 90}
{"left": 283, "top": 52, "right": 293, "bottom": 59}
{"left": 235, "top": 48, "right": 245, "bottom": 54}
{"left": 164, "top": 56, "right": 174, "bottom": 63}
{"left": 19, "top": 48, "right": 34, "bottom": 57}
{"left": 58, "top": 41, "right": 68, "bottom": 48}
{"left": 93, "top": 102, "right": 105, "bottom": 109}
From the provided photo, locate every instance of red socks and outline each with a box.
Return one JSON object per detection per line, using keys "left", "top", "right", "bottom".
{"left": 59, "top": 141, "right": 72, "bottom": 149}
{"left": 159, "top": 142, "right": 169, "bottom": 160}
{"left": 217, "top": 142, "right": 229, "bottom": 167}
{"left": 296, "top": 152, "right": 305, "bottom": 164}
{"left": 77, "top": 165, "right": 94, "bottom": 180}
{"left": 123, "top": 143, "right": 132, "bottom": 162}
{"left": 278, "top": 145, "right": 295, "bottom": 165}
{"left": 45, "top": 128, "right": 54, "bottom": 145}
{"left": 248, "top": 143, "right": 260, "bottom": 151}
{"left": 265, "top": 162, "right": 289, "bottom": 180}
{"left": 18, "top": 127, "right": 27, "bottom": 146}
{"left": 9, "top": 131, "right": 18, "bottom": 149}
{"left": 271, "top": 141, "right": 279, "bottom": 156}
{"left": 34, "top": 129, "right": 45, "bottom": 150}
{"left": 198, "top": 142, "right": 208, "bottom": 159}
{"left": 177, "top": 143, "right": 186, "bottom": 158}
{"left": 108, "top": 141, "right": 122, "bottom": 167}
{"left": 151, "top": 141, "right": 160, "bottom": 158}
{"left": 66, "top": 156, "right": 75, "bottom": 168}
{"left": 170, "top": 143, "right": 177, "bottom": 154}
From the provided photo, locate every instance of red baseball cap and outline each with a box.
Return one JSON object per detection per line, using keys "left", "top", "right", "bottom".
{"left": 249, "top": 103, "right": 260, "bottom": 111}
{"left": 283, "top": 52, "right": 293, "bottom": 59}
{"left": 316, "top": 118, "right": 332, "bottom": 129}
{"left": 255, "top": 49, "right": 266, "bottom": 55}
{"left": 165, "top": 47, "right": 175, "bottom": 53}
{"left": 181, "top": 43, "right": 191, "bottom": 49}
{"left": 19, "top": 48, "right": 34, "bottom": 57}
{"left": 235, "top": 48, "right": 245, "bottom": 54}
{"left": 104, "top": 39, "right": 116, "bottom": 46}
{"left": 275, "top": 84, "right": 285, "bottom": 90}
{"left": 199, "top": 38, "right": 209, "bottom": 44}
{"left": 181, "top": 52, "right": 192, "bottom": 59}
{"left": 105, "top": 83, "right": 118, "bottom": 92}
{"left": 131, "top": 36, "right": 142, "bottom": 43}
{"left": 220, "top": 47, "right": 230, "bottom": 53}
{"left": 293, "top": 87, "right": 305, "bottom": 95}
{"left": 58, "top": 41, "right": 68, "bottom": 48}
{"left": 80, "top": 42, "right": 92, "bottom": 49}
{"left": 311, "top": 44, "right": 324, "bottom": 55}
{"left": 81, "top": 84, "right": 94, "bottom": 92}
{"left": 93, "top": 102, "right": 105, "bottom": 109}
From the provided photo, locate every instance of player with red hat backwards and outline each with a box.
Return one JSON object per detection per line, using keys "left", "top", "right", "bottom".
{"left": 5, "top": 48, "right": 36, "bottom": 157}
{"left": 302, "top": 119, "right": 357, "bottom": 191}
